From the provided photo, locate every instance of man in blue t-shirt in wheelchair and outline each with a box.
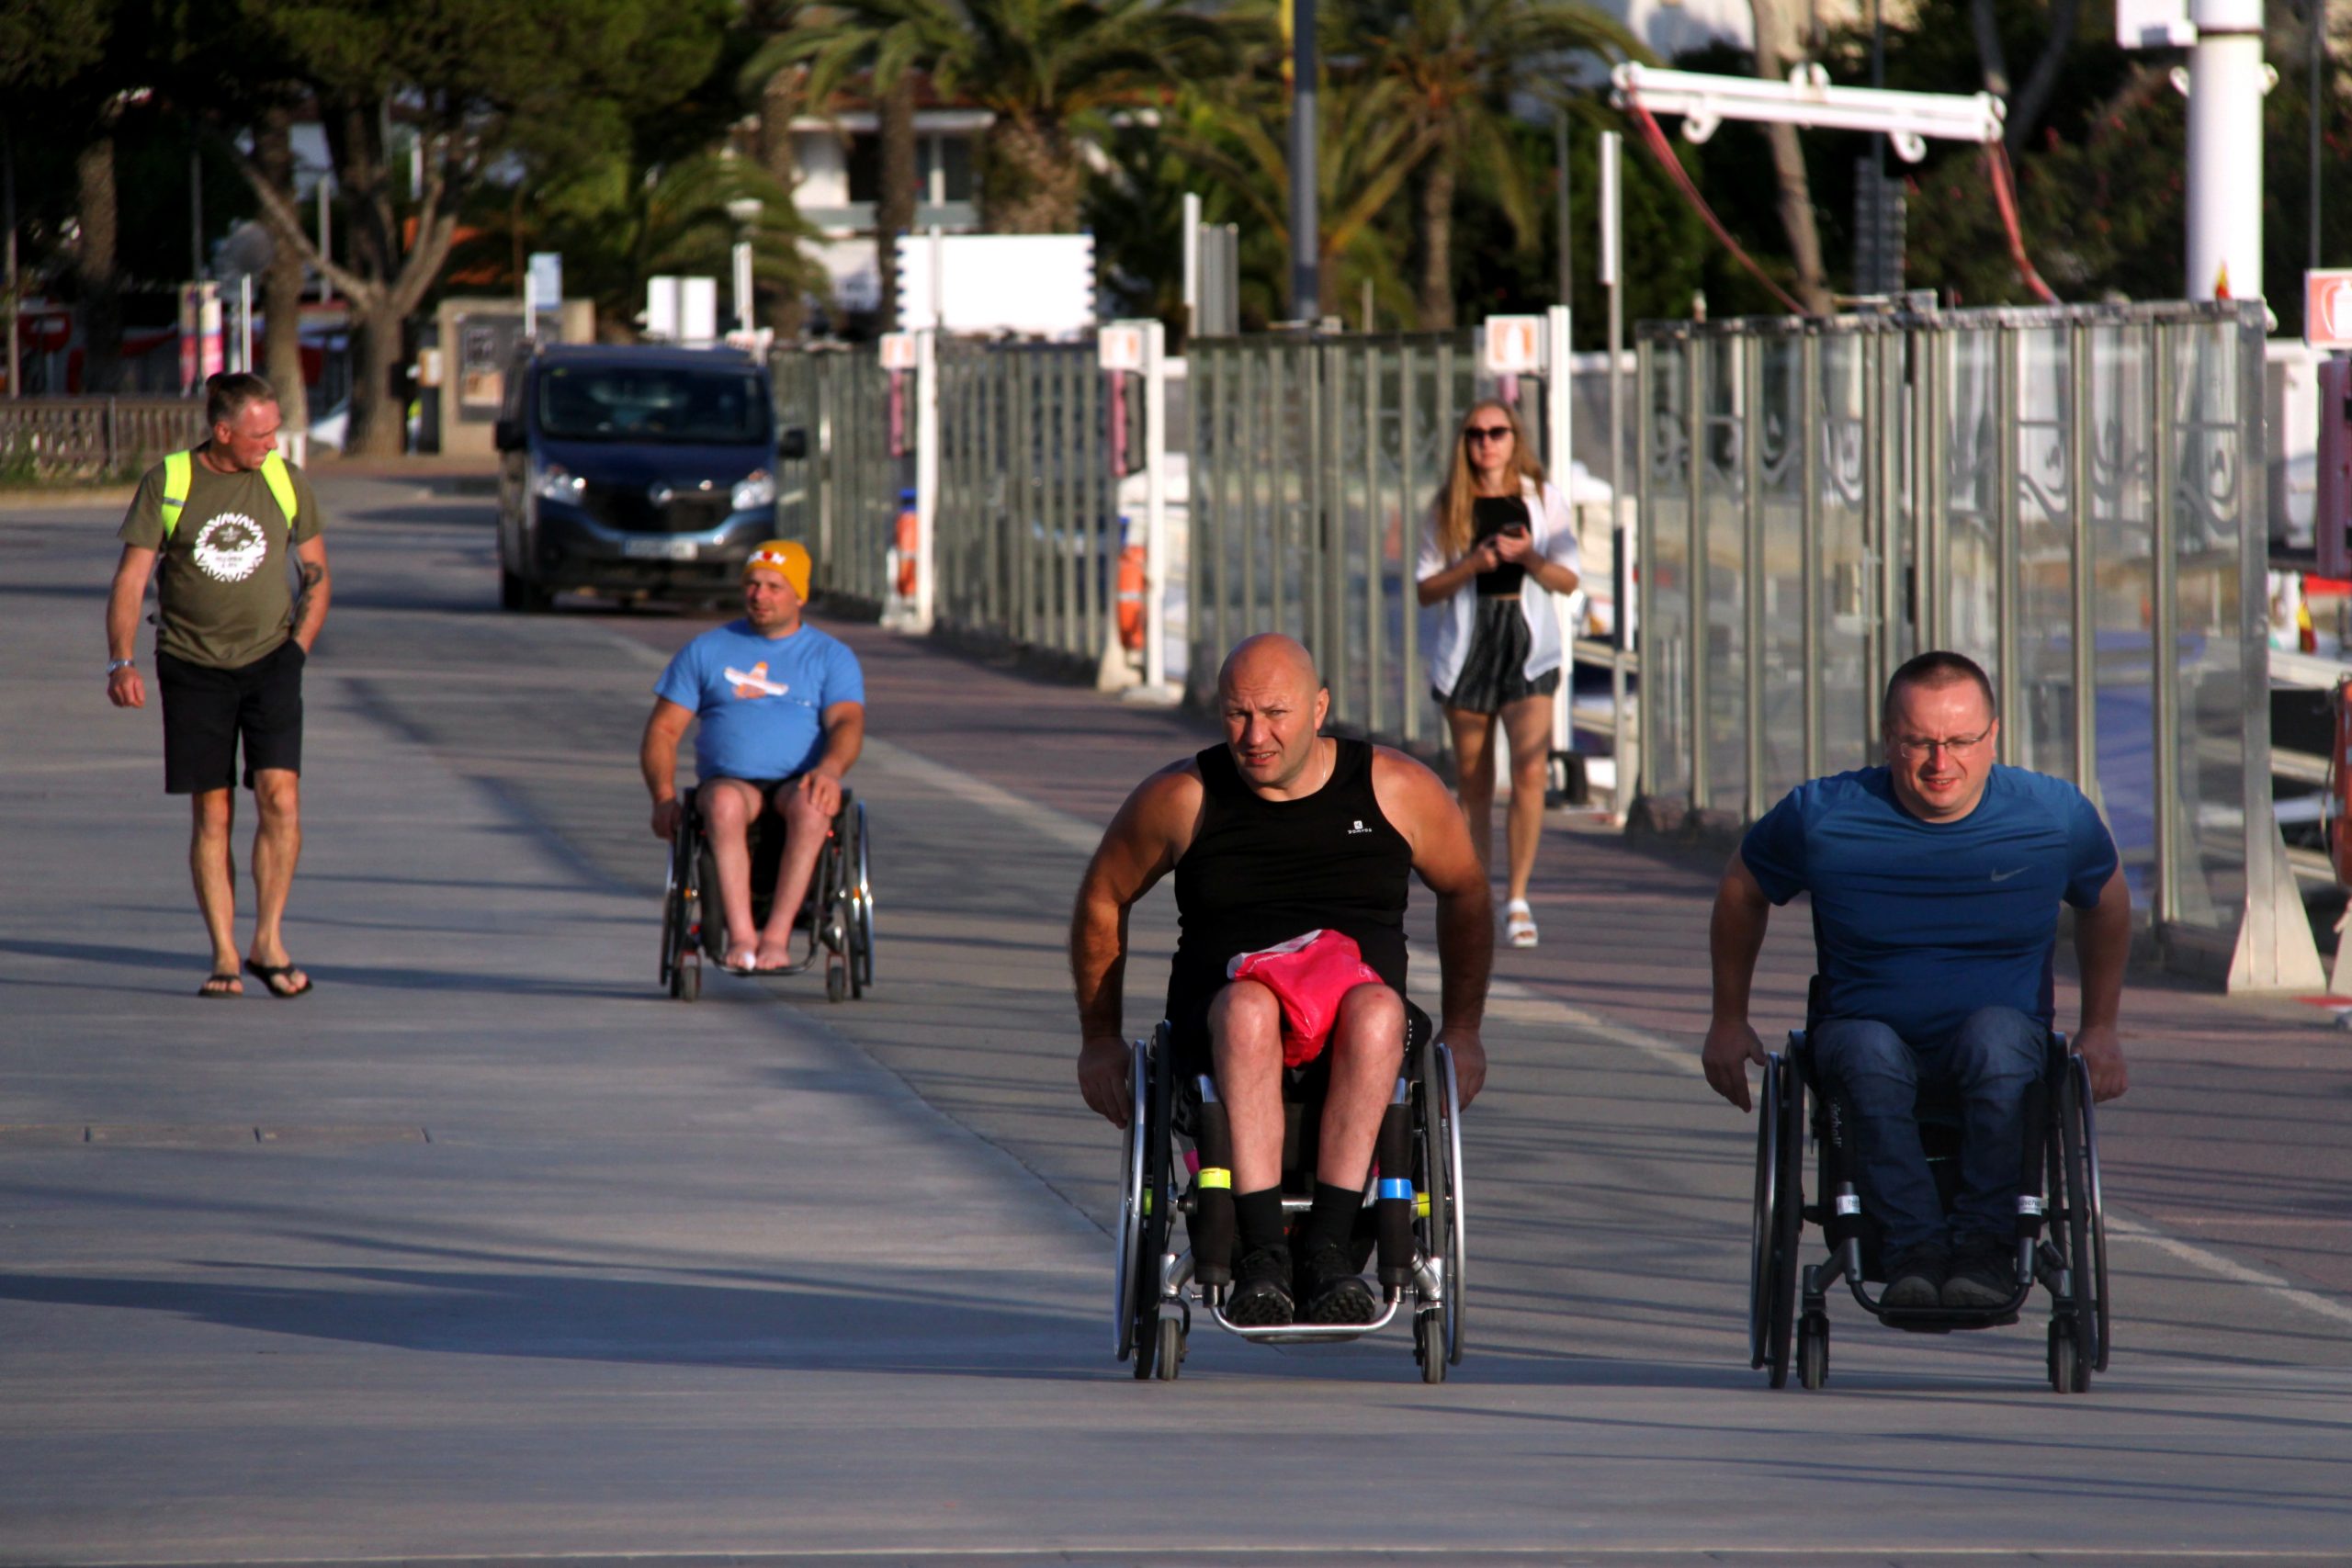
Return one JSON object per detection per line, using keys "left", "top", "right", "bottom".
{"left": 640, "top": 540, "right": 865, "bottom": 974}
{"left": 1702, "top": 650, "right": 2132, "bottom": 1311}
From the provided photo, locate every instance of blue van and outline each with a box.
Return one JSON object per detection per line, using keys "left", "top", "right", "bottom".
{"left": 493, "top": 344, "right": 805, "bottom": 610}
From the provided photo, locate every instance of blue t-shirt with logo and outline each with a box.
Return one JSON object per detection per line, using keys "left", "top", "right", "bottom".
{"left": 654, "top": 619, "right": 865, "bottom": 783}
{"left": 1740, "top": 765, "right": 2118, "bottom": 1043}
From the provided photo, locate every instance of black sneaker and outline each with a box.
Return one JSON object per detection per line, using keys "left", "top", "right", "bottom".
{"left": 1942, "top": 1234, "right": 2015, "bottom": 1309}
{"left": 1227, "top": 1245, "right": 1295, "bottom": 1325}
{"left": 1881, "top": 1240, "right": 1950, "bottom": 1310}
{"left": 1296, "top": 1244, "right": 1377, "bottom": 1325}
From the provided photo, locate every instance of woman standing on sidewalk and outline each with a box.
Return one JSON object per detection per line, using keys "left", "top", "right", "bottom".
{"left": 1416, "top": 400, "right": 1581, "bottom": 949}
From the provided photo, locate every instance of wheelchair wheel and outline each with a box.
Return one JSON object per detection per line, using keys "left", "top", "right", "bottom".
{"left": 1113, "top": 1039, "right": 1149, "bottom": 1364}
{"left": 1797, "top": 1311, "right": 1829, "bottom": 1391}
{"left": 1152, "top": 1312, "right": 1184, "bottom": 1382}
{"left": 1750, "top": 1053, "right": 1803, "bottom": 1386}
{"left": 1416, "top": 1310, "right": 1446, "bottom": 1385}
{"left": 1129, "top": 1032, "right": 1177, "bottom": 1380}
{"left": 1417, "top": 1040, "right": 1466, "bottom": 1368}
{"left": 2049, "top": 1317, "right": 2082, "bottom": 1394}
{"left": 662, "top": 819, "right": 701, "bottom": 1002}
{"left": 2073, "top": 1054, "right": 2111, "bottom": 1373}
{"left": 2053, "top": 1057, "right": 2101, "bottom": 1391}
{"left": 848, "top": 800, "right": 874, "bottom": 993}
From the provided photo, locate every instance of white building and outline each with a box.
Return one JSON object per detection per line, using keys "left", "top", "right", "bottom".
{"left": 788, "top": 105, "right": 992, "bottom": 319}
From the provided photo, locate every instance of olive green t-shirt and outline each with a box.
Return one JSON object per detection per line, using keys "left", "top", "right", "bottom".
{"left": 117, "top": 448, "right": 324, "bottom": 670}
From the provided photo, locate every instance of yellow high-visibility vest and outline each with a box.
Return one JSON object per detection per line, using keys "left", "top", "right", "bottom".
{"left": 159, "top": 449, "right": 298, "bottom": 537}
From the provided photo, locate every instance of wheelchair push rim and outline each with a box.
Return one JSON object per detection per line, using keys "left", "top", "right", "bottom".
{"left": 1113, "top": 1037, "right": 1148, "bottom": 1361}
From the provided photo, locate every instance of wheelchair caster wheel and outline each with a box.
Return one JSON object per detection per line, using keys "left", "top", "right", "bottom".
{"left": 825, "top": 962, "right": 847, "bottom": 1004}
{"left": 673, "top": 960, "right": 700, "bottom": 1003}
{"left": 1152, "top": 1314, "right": 1184, "bottom": 1381}
{"left": 1416, "top": 1311, "right": 1447, "bottom": 1384}
{"left": 2049, "top": 1318, "right": 2086, "bottom": 1393}
{"left": 1798, "top": 1313, "right": 1829, "bottom": 1391}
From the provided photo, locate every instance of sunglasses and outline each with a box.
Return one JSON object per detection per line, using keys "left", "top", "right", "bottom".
{"left": 1464, "top": 425, "right": 1513, "bottom": 442}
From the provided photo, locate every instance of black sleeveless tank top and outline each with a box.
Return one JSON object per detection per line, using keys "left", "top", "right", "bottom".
{"left": 1165, "top": 737, "right": 1414, "bottom": 1017}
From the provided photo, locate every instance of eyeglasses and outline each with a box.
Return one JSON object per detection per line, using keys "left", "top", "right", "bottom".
{"left": 1889, "top": 728, "right": 1992, "bottom": 760}
{"left": 1464, "top": 425, "right": 1512, "bottom": 443}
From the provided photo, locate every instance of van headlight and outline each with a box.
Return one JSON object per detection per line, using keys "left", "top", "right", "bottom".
{"left": 535, "top": 463, "right": 586, "bottom": 503}
{"left": 732, "top": 469, "right": 777, "bottom": 512}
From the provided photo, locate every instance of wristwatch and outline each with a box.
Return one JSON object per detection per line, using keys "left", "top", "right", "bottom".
{"left": 107, "top": 659, "right": 135, "bottom": 675}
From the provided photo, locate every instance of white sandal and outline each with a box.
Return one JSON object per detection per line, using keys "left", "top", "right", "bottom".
{"left": 1505, "top": 898, "right": 1538, "bottom": 949}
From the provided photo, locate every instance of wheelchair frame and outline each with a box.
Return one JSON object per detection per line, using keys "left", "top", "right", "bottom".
{"left": 1749, "top": 1030, "right": 2109, "bottom": 1393}
{"left": 1112, "top": 1019, "right": 1467, "bottom": 1382}
{"left": 658, "top": 784, "right": 874, "bottom": 1004}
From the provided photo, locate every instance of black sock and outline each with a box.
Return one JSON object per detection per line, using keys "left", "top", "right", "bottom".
{"left": 1297, "top": 1179, "right": 1362, "bottom": 1258}
{"left": 1233, "top": 1186, "right": 1287, "bottom": 1258}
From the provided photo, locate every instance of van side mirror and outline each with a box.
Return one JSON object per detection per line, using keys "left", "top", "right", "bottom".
{"left": 778, "top": 426, "right": 808, "bottom": 460}
{"left": 493, "top": 418, "right": 523, "bottom": 454}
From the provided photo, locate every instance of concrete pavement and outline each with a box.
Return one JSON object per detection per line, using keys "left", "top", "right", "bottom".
{"left": 1, "top": 472, "right": 2348, "bottom": 1563}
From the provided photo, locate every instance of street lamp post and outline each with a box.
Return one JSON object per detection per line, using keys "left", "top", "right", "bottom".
{"left": 725, "top": 197, "right": 763, "bottom": 337}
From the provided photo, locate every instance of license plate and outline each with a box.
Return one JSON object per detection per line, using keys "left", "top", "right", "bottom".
{"left": 624, "top": 537, "right": 699, "bottom": 561}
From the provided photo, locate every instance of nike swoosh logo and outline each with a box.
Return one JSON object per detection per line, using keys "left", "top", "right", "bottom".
{"left": 1990, "top": 867, "right": 2027, "bottom": 882}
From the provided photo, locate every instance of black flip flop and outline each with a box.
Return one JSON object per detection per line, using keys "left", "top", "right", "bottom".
{"left": 243, "top": 958, "right": 313, "bottom": 999}
{"left": 198, "top": 973, "right": 242, "bottom": 999}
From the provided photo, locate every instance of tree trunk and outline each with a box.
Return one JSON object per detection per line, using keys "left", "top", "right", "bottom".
{"left": 254, "top": 108, "right": 309, "bottom": 433}
{"left": 980, "top": 118, "right": 1083, "bottom": 234}
{"left": 1748, "top": 0, "right": 1832, "bottom": 314}
{"left": 758, "top": 67, "right": 808, "bottom": 340}
{"left": 1416, "top": 141, "right": 1457, "bottom": 330}
{"left": 74, "top": 132, "right": 120, "bottom": 394}
{"left": 876, "top": 71, "right": 919, "bottom": 330}
{"left": 349, "top": 300, "right": 404, "bottom": 458}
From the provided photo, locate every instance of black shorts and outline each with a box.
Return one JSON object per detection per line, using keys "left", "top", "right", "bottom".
{"left": 156, "top": 640, "right": 305, "bottom": 795}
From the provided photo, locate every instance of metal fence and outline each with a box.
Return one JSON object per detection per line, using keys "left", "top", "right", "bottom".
{"left": 933, "top": 338, "right": 1117, "bottom": 661}
{"left": 1189, "top": 330, "right": 1577, "bottom": 744}
{"left": 773, "top": 345, "right": 902, "bottom": 605}
{"left": 0, "top": 397, "right": 206, "bottom": 479}
{"left": 1634, "top": 300, "right": 2305, "bottom": 985}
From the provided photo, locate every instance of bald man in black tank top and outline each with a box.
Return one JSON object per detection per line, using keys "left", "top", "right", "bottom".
{"left": 1073, "top": 634, "right": 1492, "bottom": 1325}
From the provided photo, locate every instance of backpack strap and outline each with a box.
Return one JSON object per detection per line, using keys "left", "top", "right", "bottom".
{"left": 159, "top": 450, "right": 193, "bottom": 538}
{"left": 259, "top": 451, "right": 299, "bottom": 529}
{"left": 156, "top": 448, "right": 299, "bottom": 539}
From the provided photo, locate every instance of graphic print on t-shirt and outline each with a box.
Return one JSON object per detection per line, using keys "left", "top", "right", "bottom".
{"left": 192, "top": 512, "right": 269, "bottom": 582}
{"left": 725, "top": 661, "right": 789, "bottom": 699}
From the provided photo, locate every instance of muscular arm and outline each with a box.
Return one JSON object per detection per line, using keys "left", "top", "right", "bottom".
{"left": 1702, "top": 852, "right": 1774, "bottom": 1111}
{"left": 105, "top": 545, "right": 156, "bottom": 708}
{"left": 2071, "top": 866, "right": 2131, "bottom": 1101}
{"left": 1374, "top": 749, "right": 1493, "bottom": 1102}
{"left": 290, "top": 535, "right": 331, "bottom": 651}
{"left": 1070, "top": 765, "right": 1198, "bottom": 1125}
{"left": 640, "top": 698, "right": 694, "bottom": 839}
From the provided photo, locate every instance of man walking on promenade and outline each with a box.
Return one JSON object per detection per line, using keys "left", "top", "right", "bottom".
{"left": 105, "top": 371, "right": 332, "bottom": 998}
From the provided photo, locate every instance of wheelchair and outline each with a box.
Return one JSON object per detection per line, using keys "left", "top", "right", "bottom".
{"left": 1112, "top": 1004, "right": 1466, "bottom": 1382}
{"left": 1748, "top": 1018, "right": 2109, "bottom": 1393}
{"left": 657, "top": 782, "right": 873, "bottom": 1004}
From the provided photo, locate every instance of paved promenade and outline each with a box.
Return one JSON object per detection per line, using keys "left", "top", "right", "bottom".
{"left": 1, "top": 470, "right": 2346, "bottom": 1564}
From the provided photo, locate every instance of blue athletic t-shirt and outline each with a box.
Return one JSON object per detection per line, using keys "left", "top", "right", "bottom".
{"left": 653, "top": 619, "right": 865, "bottom": 783}
{"left": 1740, "top": 765, "right": 2118, "bottom": 1043}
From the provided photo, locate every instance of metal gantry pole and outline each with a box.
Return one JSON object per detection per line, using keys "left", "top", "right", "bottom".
{"left": 1689, "top": 333, "right": 1711, "bottom": 811}
{"left": 1801, "top": 332, "right": 1823, "bottom": 781}
{"left": 2150, "top": 320, "right": 2180, "bottom": 927}
{"left": 1400, "top": 343, "right": 1421, "bottom": 746}
{"left": 2069, "top": 321, "right": 2098, "bottom": 799}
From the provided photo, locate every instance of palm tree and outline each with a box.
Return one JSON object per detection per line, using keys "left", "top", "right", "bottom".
{"left": 932, "top": 0, "right": 1250, "bottom": 234}
{"left": 743, "top": 5, "right": 932, "bottom": 328}
{"left": 1165, "top": 74, "right": 1436, "bottom": 320}
{"left": 1346, "top": 0, "right": 1640, "bottom": 328}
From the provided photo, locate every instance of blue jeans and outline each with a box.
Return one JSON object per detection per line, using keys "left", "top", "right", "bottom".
{"left": 1808, "top": 1007, "right": 2047, "bottom": 1259}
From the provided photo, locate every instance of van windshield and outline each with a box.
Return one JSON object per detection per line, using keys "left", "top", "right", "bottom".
{"left": 536, "top": 365, "right": 772, "bottom": 444}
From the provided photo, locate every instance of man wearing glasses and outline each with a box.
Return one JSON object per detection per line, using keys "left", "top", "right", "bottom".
{"left": 1701, "top": 650, "right": 2131, "bottom": 1310}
